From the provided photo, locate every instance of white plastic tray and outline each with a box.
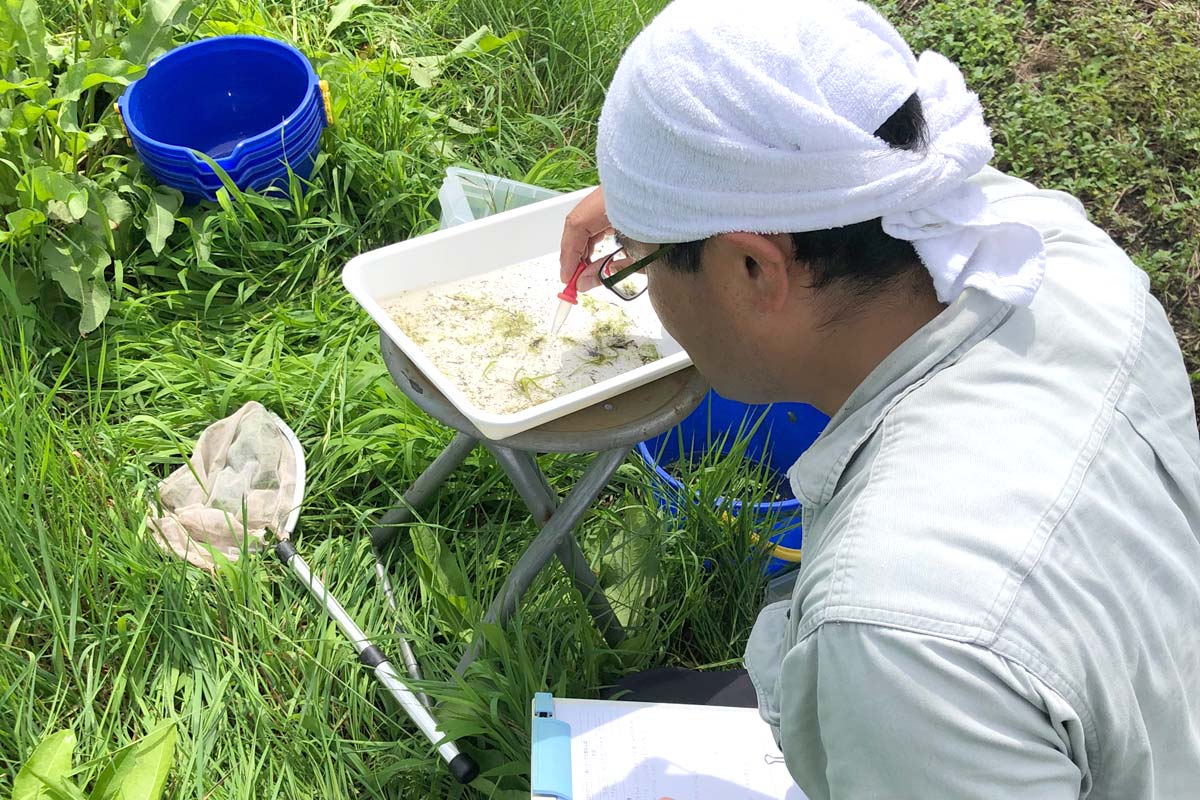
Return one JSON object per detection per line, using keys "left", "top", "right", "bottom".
{"left": 342, "top": 187, "right": 693, "bottom": 440}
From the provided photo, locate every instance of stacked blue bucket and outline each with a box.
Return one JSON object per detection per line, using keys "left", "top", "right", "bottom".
{"left": 117, "top": 36, "right": 329, "bottom": 203}
{"left": 638, "top": 391, "right": 829, "bottom": 575}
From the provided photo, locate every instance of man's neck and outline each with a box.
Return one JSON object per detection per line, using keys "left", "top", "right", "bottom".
{"left": 805, "top": 286, "right": 945, "bottom": 417}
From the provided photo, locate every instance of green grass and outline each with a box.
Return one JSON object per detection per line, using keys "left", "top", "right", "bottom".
{"left": 2, "top": 0, "right": 1198, "bottom": 797}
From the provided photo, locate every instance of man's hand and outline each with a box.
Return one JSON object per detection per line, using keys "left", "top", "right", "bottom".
{"left": 559, "top": 186, "right": 611, "bottom": 292}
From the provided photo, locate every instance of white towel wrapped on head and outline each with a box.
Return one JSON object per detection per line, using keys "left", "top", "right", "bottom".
{"left": 597, "top": 0, "right": 1046, "bottom": 307}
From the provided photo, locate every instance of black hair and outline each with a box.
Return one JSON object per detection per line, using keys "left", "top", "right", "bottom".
{"left": 664, "top": 93, "right": 930, "bottom": 302}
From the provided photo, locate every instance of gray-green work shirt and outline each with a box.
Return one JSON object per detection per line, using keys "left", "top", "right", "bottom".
{"left": 744, "top": 168, "right": 1200, "bottom": 799}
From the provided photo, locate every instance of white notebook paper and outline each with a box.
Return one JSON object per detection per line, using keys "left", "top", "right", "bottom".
{"left": 537, "top": 698, "right": 809, "bottom": 800}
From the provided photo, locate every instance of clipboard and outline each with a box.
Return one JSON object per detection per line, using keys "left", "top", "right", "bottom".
{"left": 529, "top": 692, "right": 806, "bottom": 800}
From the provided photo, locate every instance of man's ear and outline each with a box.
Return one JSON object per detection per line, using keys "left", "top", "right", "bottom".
{"left": 712, "top": 232, "right": 794, "bottom": 313}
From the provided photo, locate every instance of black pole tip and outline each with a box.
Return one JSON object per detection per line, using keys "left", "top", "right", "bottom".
{"left": 274, "top": 540, "right": 297, "bottom": 564}
{"left": 448, "top": 752, "right": 479, "bottom": 784}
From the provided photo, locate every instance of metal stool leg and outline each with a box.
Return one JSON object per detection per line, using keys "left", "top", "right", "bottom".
{"left": 371, "top": 431, "right": 478, "bottom": 551}
{"left": 455, "top": 446, "right": 630, "bottom": 674}
{"left": 487, "top": 449, "right": 556, "bottom": 522}
{"left": 487, "top": 445, "right": 626, "bottom": 648}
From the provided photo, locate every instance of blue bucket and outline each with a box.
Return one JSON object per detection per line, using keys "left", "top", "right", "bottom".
{"left": 116, "top": 35, "right": 329, "bottom": 202}
{"left": 134, "top": 93, "right": 324, "bottom": 175}
{"left": 637, "top": 391, "right": 829, "bottom": 575}
{"left": 138, "top": 118, "right": 323, "bottom": 195}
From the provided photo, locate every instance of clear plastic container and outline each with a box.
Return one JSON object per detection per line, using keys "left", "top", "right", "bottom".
{"left": 437, "top": 167, "right": 561, "bottom": 229}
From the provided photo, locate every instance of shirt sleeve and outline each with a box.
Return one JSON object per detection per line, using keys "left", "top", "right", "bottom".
{"left": 777, "top": 622, "right": 1085, "bottom": 800}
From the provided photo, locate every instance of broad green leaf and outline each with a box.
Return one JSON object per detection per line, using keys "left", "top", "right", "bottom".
{"left": 68, "top": 191, "right": 88, "bottom": 219}
{"left": 89, "top": 742, "right": 136, "bottom": 800}
{"left": 0, "top": 76, "right": 49, "bottom": 100}
{"left": 599, "top": 508, "right": 662, "bottom": 629}
{"left": 54, "top": 59, "right": 144, "bottom": 135}
{"left": 19, "top": 166, "right": 79, "bottom": 204}
{"left": 8, "top": 100, "right": 47, "bottom": 134}
{"left": 1, "top": 207, "right": 45, "bottom": 241}
{"left": 13, "top": 729, "right": 76, "bottom": 800}
{"left": 410, "top": 525, "right": 471, "bottom": 625}
{"left": 197, "top": 17, "right": 270, "bottom": 38}
{"left": 41, "top": 237, "right": 112, "bottom": 334}
{"left": 88, "top": 724, "right": 175, "bottom": 800}
{"left": 80, "top": 206, "right": 110, "bottom": 239}
{"left": 144, "top": 185, "right": 181, "bottom": 255}
{"left": 43, "top": 37, "right": 68, "bottom": 64}
{"left": 393, "top": 27, "right": 520, "bottom": 88}
{"left": 446, "top": 117, "right": 481, "bottom": 135}
{"left": 424, "top": 135, "right": 457, "bottom": 160}
{"left": 327, "top": 0, "right": 371, "bottom": 35}
{"left": 46, "top": 199, "right": 72, "bottom": 223}
{"left": 2, "top": 0, "right": 49, "bottom": 76}
{"left": 54, "top": 59, "right": 145, "bottom": 102}
{"left": 57, "top": 120, "right": 115, "bottom": 149}
{"left": 474, "top": 30, "right": 522, "bottom": 53}
{"left": 102, "top": 192, "right": 133, "bottom": 229}
{"left": 13, "top": 265, "right": 38, "bottom": 301}
{"left": 189, "top": 214, "right": 215, "bottom": 263}
{"left": 447, "top": 26, "right": 522, "bottom": 59}
{"left": 449, "top": 25, "right": 492, "bottom": 56}
{"left": 399, "top": 54, "right": 442, "bottom": 89}
{"left": 39, "top": 240, "right": 88, "bottom": 294}
{"left": 34, "top": 176, "right": 92, "bottom": 222}
{"left": 80, "top": 274, "right": 113, "bottom": 336}
{"left": 122, "top": 722, "right": 177, "bottom": 800}
{"left": 122, "top": 0, "right": 197, "bottom": 66}
{"left": 90, "top": 721, "right": 176, "bottom": 800}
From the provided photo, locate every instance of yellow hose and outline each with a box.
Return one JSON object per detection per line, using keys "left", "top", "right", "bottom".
{"left": 721, "top": 512, "right": 803, "bottom": 563}
{"left": 752, "top": 532, "right": 803, "bottom": 563}
{"left": 320, "top": 80, "right": 334, "bottom": 125}
{"left": 112, "top": 102, "right": 131, "bottom": 148}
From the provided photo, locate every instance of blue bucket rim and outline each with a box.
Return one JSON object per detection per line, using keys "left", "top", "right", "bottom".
{"left": 139, "top": 138, "right": 321, "bottom": 187}
{"left": 140, "top": 131, "right": 320, "bottom": 183}
{"left": 135, "top": 98, "right": 323, "bottom": 178}
{"left": 635, "top": 440, "right": 801, "bottom": 515}
{"left": 171, "top": 166, "right": 309, "bottom": 203}
{"left": 130, "top": 77, "right": 324, "bottom": 154}
{"left": 138, "top": 122, "right": 324, "bottom": 187}
{"left": 118, "top": 35, "right": 321, "bottom": 168}
{"left": 130, "top": 86, "right": 324, "bottom": 168}
{"left": 143, "top": 148, "right": 318, "bottom": 195}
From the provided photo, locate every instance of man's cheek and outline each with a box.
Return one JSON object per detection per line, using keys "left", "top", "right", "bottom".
{"left": 648, "top": 275, "right": 701, "bottom": 348}
{"left": 651, "top": 295, "right": 688, "bottom": 345}
{"left": 647, "top": 284, "right": 673, "bottom": 332}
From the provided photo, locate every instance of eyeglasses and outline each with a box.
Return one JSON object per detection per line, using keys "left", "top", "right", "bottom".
{"left": 596, "top": 243, "right": 674, "bottom": 301}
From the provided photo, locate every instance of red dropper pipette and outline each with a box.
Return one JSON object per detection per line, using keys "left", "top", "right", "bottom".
{"left": 551, "top": 259, "right": 589, "bottom": 334}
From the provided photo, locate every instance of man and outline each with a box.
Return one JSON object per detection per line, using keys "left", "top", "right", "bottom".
{"left": 559, "top": 1, "right": 1200, "bottom": 797}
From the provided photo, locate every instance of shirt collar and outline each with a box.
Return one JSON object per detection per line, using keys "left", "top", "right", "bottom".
{"left": 789, "top": 289, "right": 1014, "bottom": 508}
